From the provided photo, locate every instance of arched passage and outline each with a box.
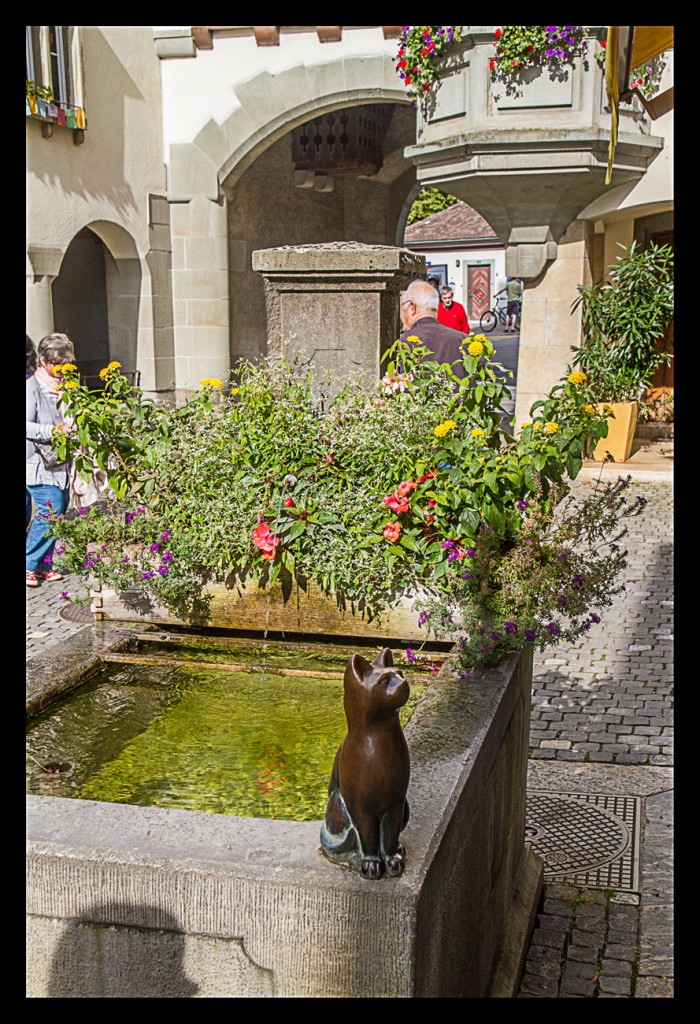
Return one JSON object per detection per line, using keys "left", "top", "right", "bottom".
{"left": 52, "top": 223, "right": 142, "bottom": 385}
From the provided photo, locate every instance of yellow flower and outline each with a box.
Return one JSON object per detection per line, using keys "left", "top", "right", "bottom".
{"left": 434, "top": 419, "right": 457, "bottom": 438}
{"left": 199, "top": 377, "right": 223, "bottom": 389}
{"left": 520, "top": 421, "right": 531, "bottom": 429}
{"left": 471, "top": 334, "right": 488, "bottom": 344}
{"left": 533, "top": 423, "right": 542, "bottom": 432}
{"left": 54, "top": 363, "right": 77, "bottom": 375}
{"left": 406, "top": 335, "right": 420, "bottom": 344}
{"left": 107, "top": 360, "right": 121, "bottom": 371}
{"left": 470, "top": 428, "right": 485, "bottom": 438}
{"left": 544, "top": 421, "right": 559, "bottom": 434}
{"left": 567, "top": 371, "right": 587, "bottom": 386}
{"left": 230, "top": 387, "right": 240, "bottom": 396}
{"left": 468, "top": 340, "right": 484, "bottom": 357}
{"left": 583, "top": 404, "right": 595, "bottom": 415}
{"left": 59, "top": 379, "right": 78, "bottom": 389}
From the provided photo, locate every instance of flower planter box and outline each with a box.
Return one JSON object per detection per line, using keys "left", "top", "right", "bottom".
{"left": 592, "top": 401, "right": 639, "bottom": 463}
{"left": 91, "top": 578, "right": 430, "bottom": 642}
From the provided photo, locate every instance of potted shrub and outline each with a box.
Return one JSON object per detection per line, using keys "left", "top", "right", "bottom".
{"left": 46, "top": 343, "right": 644, "bottom": 676}
{"left": 570, "top": 240, "right": 674, "bottom": 462}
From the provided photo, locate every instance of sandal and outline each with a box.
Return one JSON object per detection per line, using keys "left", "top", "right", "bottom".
{"left": 38, "top": 569, "right": 63, "bottom": 582}
{"left": 26, "top": 571, "right": 40, "bottom": 588}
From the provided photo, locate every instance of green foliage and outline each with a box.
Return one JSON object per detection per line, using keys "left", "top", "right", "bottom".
{"left": 489, "top": 26, "right": 589, "bottom": 95}
{"left": 49, "top": 345, "right": 633, "bottom": 670}
{"left": 570, "top": 242, "right": 674, "bottom": 402}
{"left": 407, "top": 186, "right": 461, "bottom": 226}
{"left": 395, "top": 26, "right": 462, "bottom": 108}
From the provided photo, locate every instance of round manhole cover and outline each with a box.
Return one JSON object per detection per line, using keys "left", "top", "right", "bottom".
{"left": 525, "top": 793, "right": 631, "bottom": 876}
{"left": 58, "top": 603, "right": 94, "bottom": 625}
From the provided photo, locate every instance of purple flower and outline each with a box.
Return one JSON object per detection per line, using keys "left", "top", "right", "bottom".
{"left": 557, "top": 551, "right": 570, "bottom": 559}
{"left": 77, "top": 507, "right": 89, "bottom": 516}
{"left": 157, "top": 565, "right": 169, "bottom": 575}
{"left": 160, "top": 530, "right": 171, "bottom": 542}
{"left": 43, "top": 555, "right": 52, "bottom": 564}
{"left": 459, "top": 670, "right": 475, "bottom": 680}
{"left": 589, "top": 613, "right": 601, "bottom": 624}
{"left": 516, "top": 500, "right": 530, "bottom": 511}
{"left": 609, "top": 543, "right": 620, "bottom": 552}
{"left": 140, "top": 571, "right": 156, "bottom": 581}
{"left": 55, "top": 546, "right": 65, "bottom": 555}
{"left": 405, "top": 648, "right": 418, "bottom": 664}
{"left": 465, "top": 548, "right": 477, "bottom": 558}
{"left": 162, "top": 551, "right": 174, "bottom": 563}
{"left": 100, "top": 545, "right": 107, "bottom": 551}
{"left": 121, "top": 555, "right": 130, "bottom": 563}
{"left": 545, "top": 622, "right": 560, "bottom": 636}
{"left": 572, "top": 574, "right": 585, "bottom": 589}
{"left": 441, "top": 539, "right": 454, "bottom": 549}
{"left": 524, "top": 629, "right": 537, "bottom": 642}
{"left": 59, "top": 592, "right": 69, "bottom": 601}
{"left": 150, "top": 542, "right": 160, "bottom": 553}
{"left": 418, "top": 610, "right": 430, "bottom": 627}
{"left": 557, "top": 594, "right": 567, "bottom": 606}
{"left": 462, "top": 571, "right": 472, "bottom": 580}
{"left": 636, "top": 496, "right": 648, "bottom": 506}
{"left": 618, "top": 477, "right": 629, "bottom": 487}
{"left": 504, "top": 621, "right": 518, "bottom": 635}
{"left": 489, "top": 631, "right": 503, "bottom": 642}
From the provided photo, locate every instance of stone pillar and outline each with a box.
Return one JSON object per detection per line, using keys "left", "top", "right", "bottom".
{"left": 513, "top": 220, "right": 594, "bottom": 428}
{"left": 252, "top": 242, "right": 425, "bottom": 386}
{"left": 26, "top": 245, "right": 63, "bottom": 343}
{"left": 170, "top": 195, "right": 230, "bottom": 400}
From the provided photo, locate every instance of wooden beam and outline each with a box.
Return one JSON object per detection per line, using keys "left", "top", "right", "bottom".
{"left": 316, "top": 27, "right": 342, "bottom": 43}
{"left": 382, "top": 26, "right": 403, "bottom": 39}
{"left": 192, "top": 26, "right": 214, "bottom": 49}
{"left": 252, "top": 26, "right": 280, "bottom": 46}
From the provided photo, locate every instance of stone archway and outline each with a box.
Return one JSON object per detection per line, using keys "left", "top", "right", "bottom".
{"left": 52, "top": 222, "right": 142, "bottom": 384}
{"left": 166, "top": 55, "right": 420, "bottom": 376}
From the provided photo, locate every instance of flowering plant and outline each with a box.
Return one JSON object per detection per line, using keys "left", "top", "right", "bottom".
{"left": 489, "top": 26, "right": 588, "bottom": 95}
{"left": 594, "top": 35, "right": 667, "bottom": 100}
{"left": 395, "top": 26, "right": 462, "bottom": 108}
{"left": 48, "top": 343, "right": 637, "bottom": 673}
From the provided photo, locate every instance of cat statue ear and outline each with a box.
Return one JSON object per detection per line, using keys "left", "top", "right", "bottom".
{"left": 320, "top": 647, "right": 411, "bottom": 880}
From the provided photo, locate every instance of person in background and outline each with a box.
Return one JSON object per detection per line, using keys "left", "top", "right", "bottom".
{"left": 26, "top": 335, "right": 38, "bottom": 530}
{"left": 495, "top": 276, "right": 523, "bottom": 333}
{"left": 399, "top": 278, "right": 469, "bottom": 379}
{"left": 427, "top": 276, "right": 442, "bottom": 294}
{"left": 26, "top": 333, "right": 76, "bottom": 587}
{"left": 437, "top": 286, "right": 470, "bottom": 334}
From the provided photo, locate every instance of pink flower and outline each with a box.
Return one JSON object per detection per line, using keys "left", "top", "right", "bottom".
{"left": 383, "top": 491, "right": 410, "bottom": 514}
{"left": 383, "top": 521, "right": 401, "bottom": 543}
{"left": 252, "top": 522, "right": 281, "bottom": 561}
{"left": 494, "top": 27, "right": 502, "bottom": 39}
{"left": 397, "top": 478, "right": 415, "bottom": 497}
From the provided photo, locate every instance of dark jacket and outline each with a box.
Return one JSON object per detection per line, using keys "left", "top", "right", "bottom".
{"left": 400, "top": 316, "right": 469, "bottom": 379}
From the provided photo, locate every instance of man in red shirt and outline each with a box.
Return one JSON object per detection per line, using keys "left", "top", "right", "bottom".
{"left": 437, "top": 286, "right": 470, "bottom": 334}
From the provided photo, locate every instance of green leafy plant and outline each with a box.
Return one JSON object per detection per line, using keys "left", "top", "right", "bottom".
{"left": 489, "top": 26, "right": 589, "bottom": 95}
{"left": 395, "top": 26, "right": 463, "bottom": 108}
{"left": 26, "top": 79, "right": 54, "bottom": 102}
{"left": 48, "top": 345, "right": 634, "bottom": 673}
{"left": 570, "top": 241, "right": 674, "bottom": 403}
{"left": 407, "top": 186, "right": 461, "bottom": 226}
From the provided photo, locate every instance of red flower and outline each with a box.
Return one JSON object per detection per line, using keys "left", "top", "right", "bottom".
{"left": 421, "top": 47, "right": 429, "bottom": 57}
{"left": 325, "top": 454, "right": 333, "bottom": 465}
{"left": 428, "top": 499, "right": 437, "bottom": 509}
{"left": 398, "top": 47, "right": 405, "bottom": 57}
{"left": 494, "top": 27, "right": 502, "bottom": 39}
{"left": 601, "top": 39, "right": 607, "bottom": 49}
{"left": 511, "top": 59, "right": 520, "bottom": 66}
{"left": 405, "top": 76, "right": 412, "bottom": 85}
{"left": 383, "top": 491, "right": 410, "bottom": 514}
{"left": 397, "top": 59, "right": 407, "bottom": 70}
{"left": 489, "top": 58, "right": 496, "bottom": 70}
{"left": 426, "top": 514, "right": 435, "bottom": 524}
{"left": 383, "top": 521, "right": 401, "bottom": 543}
{"left": 397, "top": 478, "right": 416, "bottom": 497}
{"left": 416, "top": 469, "right": 436, "bottom": 484}
{"left": 423, "top": 28, "right": 430, "bottom": 38}
{"left": 251, "top": 522, "right": 280, "bottom": 561}
{"left": 422, "top": 82, "right": 431, "bottom": 91}
{"left": 284, "top": 497, "right": 295, "bottom": 508}
{"left": 528, "top": 45, "right": 534, "bottom": 51}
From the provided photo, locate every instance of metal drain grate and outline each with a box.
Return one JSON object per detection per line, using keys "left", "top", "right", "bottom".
{"left": 525, "top": 791, "right": 641, "bottom": 892}
{"left": 57, "top": 603, "right": 94, "bottom": 625}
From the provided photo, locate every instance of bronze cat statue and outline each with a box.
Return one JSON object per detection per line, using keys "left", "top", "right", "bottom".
{"left": 320, "top": 648, "right": 410, "bottom": 879}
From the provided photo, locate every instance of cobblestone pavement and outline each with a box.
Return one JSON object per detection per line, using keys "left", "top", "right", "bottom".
{"left": 26, "top": 465, "right": 674, "bottom": 999}
{"left": 519, "top": 475, "right": 673, "bottom": 999}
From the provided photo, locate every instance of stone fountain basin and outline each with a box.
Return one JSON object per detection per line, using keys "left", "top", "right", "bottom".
{"left": 26, "top": 622, "right": 542, "bottom": 998}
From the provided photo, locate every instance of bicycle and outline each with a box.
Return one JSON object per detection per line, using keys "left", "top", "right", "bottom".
{"left": 479, "top": 299, "right": 521, "bottom": 333}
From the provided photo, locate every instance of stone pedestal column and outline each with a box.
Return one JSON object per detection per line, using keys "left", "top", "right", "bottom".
{"left": 513, "top": 220, "right": 594, "bottom": 427}
{"left": 26, "top": 245, "right": 63, "bottom": 344}
{"left": 252, "top": 242, "right": 425, "bottom": 386}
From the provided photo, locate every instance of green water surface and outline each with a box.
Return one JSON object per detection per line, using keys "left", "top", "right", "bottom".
{"left": 26, "top": 640, "right": 427, "bottom": 821}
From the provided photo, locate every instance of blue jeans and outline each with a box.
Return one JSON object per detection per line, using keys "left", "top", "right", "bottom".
{"left": 25, "top": 484, "right": 69, "bottom": 572}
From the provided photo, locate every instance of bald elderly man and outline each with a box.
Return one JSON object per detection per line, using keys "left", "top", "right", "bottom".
{"left": 399, "top": 278, "right": 469, "bottom": 378}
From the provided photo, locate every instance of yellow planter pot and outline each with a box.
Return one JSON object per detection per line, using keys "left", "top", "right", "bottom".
{"left": 592, "top": 401, "right": 639, "bottom": 463}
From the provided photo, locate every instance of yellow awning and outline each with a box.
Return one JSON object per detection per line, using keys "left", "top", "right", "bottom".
{"left": 605, "top": 25, "right": 674, "bottom": 185}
